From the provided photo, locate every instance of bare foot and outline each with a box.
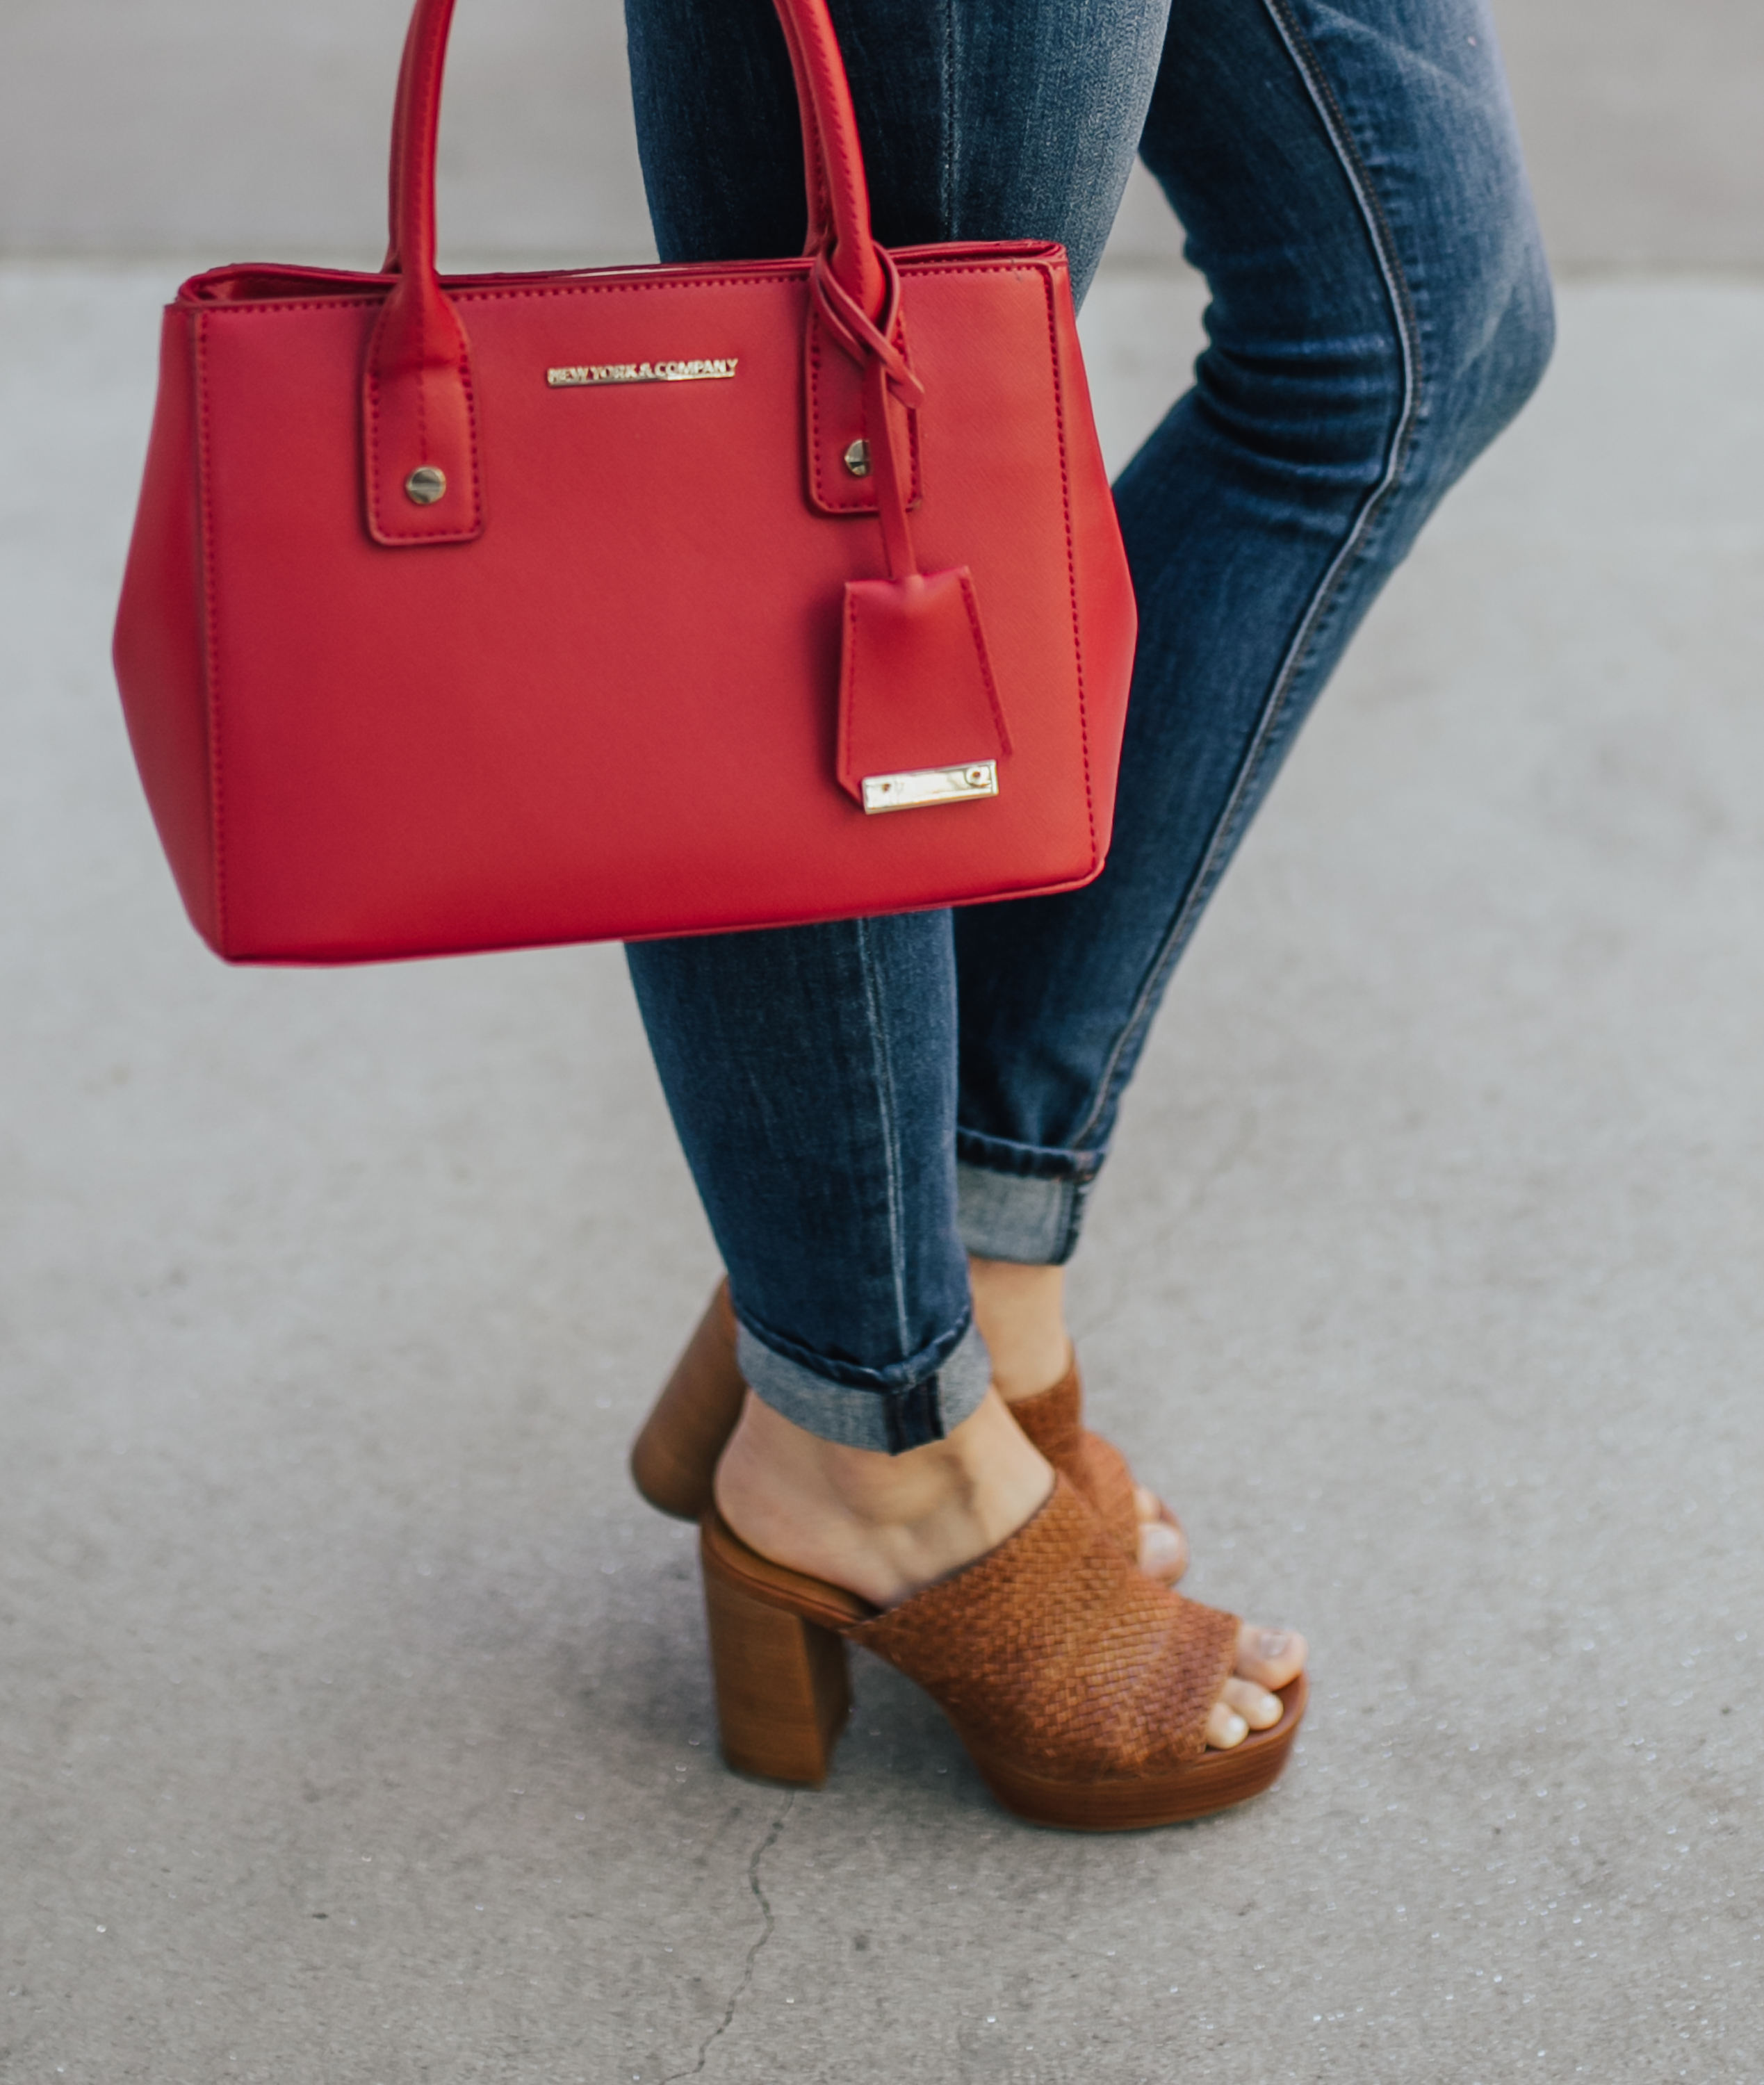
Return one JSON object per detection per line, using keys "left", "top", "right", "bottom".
{"left": 714, "top": 1386, "right": 1052, "bottom": 1609}
{"left": 965, "top": 1257, "right": 1074, "bottom": 1405}
{"left": 714, "top": 1388, "right": 1306, "bottom": 1751}
{"left": 968, "top": 1256, "right": 1188, "bottom": 1582}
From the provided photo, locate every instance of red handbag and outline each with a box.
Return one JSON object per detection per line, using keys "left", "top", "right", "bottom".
{"left": 113, "top": 0, "right": 1136, "bottom": 963}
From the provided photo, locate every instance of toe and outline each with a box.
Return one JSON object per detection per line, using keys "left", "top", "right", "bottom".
{"left": 1220, "top": 1676, "right": 1283, "bottom": 1730}
{"left": 1234, "top": 1623, "right": 1307, "bottom": 1691}
{"left": 1136, "top": 1517, "right": 1187, "bottom": 1582}
{"left": 1132, "top": 1485, "right": 1189, "bottom": 1583}
{"left": 1204, "top": 1699, "right": 1250, "bottom": 1750}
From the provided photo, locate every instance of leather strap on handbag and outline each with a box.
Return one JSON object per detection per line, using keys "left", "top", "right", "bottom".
{"left": 366, "top": 0, "right": 907, "bottom": 547}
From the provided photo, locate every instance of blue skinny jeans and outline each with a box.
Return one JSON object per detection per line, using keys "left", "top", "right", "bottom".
{"left": 622, "top": 0, "right": 1554, "bottom": 1451}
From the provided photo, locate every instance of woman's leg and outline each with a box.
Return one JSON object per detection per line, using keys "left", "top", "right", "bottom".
{"left": 952, "top": 0, "right": 1557, "bottom": 1266}
{"left": 630, "top": 915, "right": 981, "bottom": 1455}
{"left": 624, "top": 0, "right": 1170, "bottom": 304}
{"left": 623, "top": 0, "right": 1172, "bottom": 1454}
{"left": 623, "top": 0, "right": 1306, "bottom": 1747}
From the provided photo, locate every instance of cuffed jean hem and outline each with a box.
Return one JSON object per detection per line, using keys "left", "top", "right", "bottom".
{"left": 733, "top": 1316, "right": 995, "bottom": 1454}
{"left": 954, "top": 1142, "right": 1100, "bottom": 1266}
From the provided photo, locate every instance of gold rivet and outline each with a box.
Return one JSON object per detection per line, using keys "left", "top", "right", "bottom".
{"left": 405, "top": 465, "right": 447, "bottom": 505}
{"left": 965, "top": 766, "right": 990, "bottom": 788}
{"left": 842, "top": 439, "right": 871, "bottom": 478}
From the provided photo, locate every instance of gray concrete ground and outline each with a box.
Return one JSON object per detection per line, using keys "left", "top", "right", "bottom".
{"left": 3, "top": 260, "right": 1762, "bottom": 2082}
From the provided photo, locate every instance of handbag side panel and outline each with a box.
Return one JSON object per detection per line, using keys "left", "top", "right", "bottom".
{"left": 113, "top": 306, "right": 223, "bottom": 952}
{"left": 1047, "top": 276, "right": 1137, "bottom": 868}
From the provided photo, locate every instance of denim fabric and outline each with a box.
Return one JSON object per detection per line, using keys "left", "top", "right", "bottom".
{"left": 627, "top": 915, "right": 993, "bottom": 1452}
{"left": 625, "top": 0, "right": 1170, "bottom": 308}
{"left": 624, "top": 0, "right": 1554, "bottom": 1449}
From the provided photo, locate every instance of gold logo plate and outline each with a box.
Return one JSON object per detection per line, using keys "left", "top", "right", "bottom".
{"left": 862, "top": 762, "right": 999, "bottom": 815}
{"left": 547, "top": 358, "right": 739, "bottom": 387}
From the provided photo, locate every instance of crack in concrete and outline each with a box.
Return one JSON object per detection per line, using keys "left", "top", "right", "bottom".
{"left": 664, "top": 1791, "right": 794, "bottom": 2082}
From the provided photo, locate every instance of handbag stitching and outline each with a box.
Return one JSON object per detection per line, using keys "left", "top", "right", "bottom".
{"left": 808, "top": 309, "right": 923, "bottom": 515}
{"left": 799, "top": 8, "right": 872, "bottom": 303}
{"left": 364, "top": 346, "right": 386, "bottom": 537}
{"left": 363, "top": 311, "right": 485, "bottom": 548}
{"left": 956, "top": 571, "right": 1011, "bottom": 754}
{"left": 192, "top": 310, "right": 229, "bottom": 953}
{"left": 838, "top": 587, "right": 859, "bottom": 796}
{"left": 1034, "top": 268, "right": 1097, "bottom": 876}
{"left": 624, "top": 852, "right": 1104, "bottom": 942}
{"left": 810, "top": 310, "right": 860, "bottom": 515}
{"left": 440, "top": 263, "right": 1047, "bottom": 301}
{"left": 383, "top": 0, "right": 481, "bottom": 546}
{"left": 181, "top": 256, "right": 1059, "bottom": 322}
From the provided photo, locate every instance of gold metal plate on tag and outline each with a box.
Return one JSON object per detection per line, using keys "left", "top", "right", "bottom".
{"left": 546, "top": 359, "right": 739, "bottom": 387}
{"left": 861, "top": 762, "right": 998, "bottom": 814}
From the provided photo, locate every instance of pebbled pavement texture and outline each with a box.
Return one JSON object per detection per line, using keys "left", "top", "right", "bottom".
{"left": 1, "top": 264, "right": 1761, "bottom": 2083}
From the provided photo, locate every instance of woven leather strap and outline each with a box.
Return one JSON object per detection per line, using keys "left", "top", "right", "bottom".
{"left": 853, "top": 1478, "right": 1239, "bottom": 1778}
{"left": 1008, "top": 1363, "right": 1143, "bottom": 1561}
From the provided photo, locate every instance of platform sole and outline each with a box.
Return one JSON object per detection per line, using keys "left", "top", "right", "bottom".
{"left": 965, "top": 1671, "right": 1306, "bottom": 1831}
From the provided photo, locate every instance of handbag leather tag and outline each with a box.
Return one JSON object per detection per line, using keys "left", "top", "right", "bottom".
{"left": 836, "top": 567, "right": 1010, "bottom": 808}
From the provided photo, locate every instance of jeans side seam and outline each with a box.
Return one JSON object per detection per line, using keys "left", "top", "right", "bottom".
{"left": 854, "top": 916, "right": 913, "bottom": 1354}
{"left": 940, "top": 0, "right": 956, "bottom": 237}
{"left": 1065, "top": 0, "right": 1424, "bottom": 1153}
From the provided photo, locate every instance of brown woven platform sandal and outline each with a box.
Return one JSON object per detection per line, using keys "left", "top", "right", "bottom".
{"left": 633, "top": 1283, "right": 1188, "bottom": 1576}
{"left": 699, "top": 1474, "right": 1305, "bottom": 1831}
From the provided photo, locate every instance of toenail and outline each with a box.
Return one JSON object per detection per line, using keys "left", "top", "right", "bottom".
{"left": 1257, "top": 1630, "right": 1292, "bottom": 1660}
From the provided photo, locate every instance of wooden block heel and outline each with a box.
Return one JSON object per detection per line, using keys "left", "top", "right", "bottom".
{"left": 701, "top": 1524, "right": 854, "bottom": 1785}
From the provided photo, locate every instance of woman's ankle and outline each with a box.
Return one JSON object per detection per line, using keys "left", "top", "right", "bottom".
{"left": 967, "top": 1255, "right": 1072, "bottom": 1403}
{"left": 713, "top": 1387, "right": 1053, "bottom": 1608}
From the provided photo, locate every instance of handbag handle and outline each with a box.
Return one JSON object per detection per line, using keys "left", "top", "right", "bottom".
{"left": 364, "top": 0, "right": 889, "bottom": 547}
